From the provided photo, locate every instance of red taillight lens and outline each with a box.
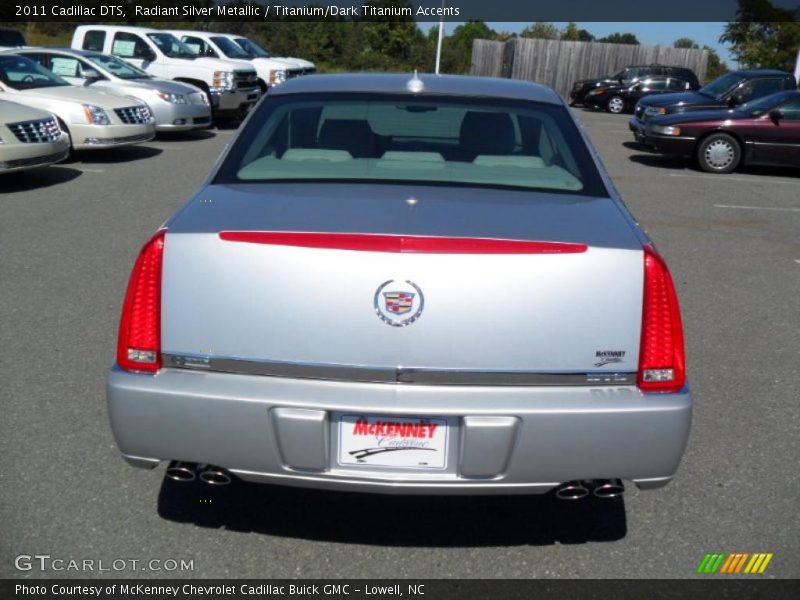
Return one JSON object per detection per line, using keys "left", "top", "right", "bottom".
{"left": 116, "top": 229, "right": 166, "bottom": 373}
{"left": 637, "top": 244, "right": 686, "bottom": 393}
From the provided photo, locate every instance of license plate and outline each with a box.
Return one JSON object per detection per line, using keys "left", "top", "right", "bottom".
{"left": 338, "top": 415, "right": 448, "bottom": 469}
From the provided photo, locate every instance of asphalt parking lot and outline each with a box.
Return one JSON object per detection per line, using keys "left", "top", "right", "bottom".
{"left": 1, "top": 109, "right": 798, "bottom": 579}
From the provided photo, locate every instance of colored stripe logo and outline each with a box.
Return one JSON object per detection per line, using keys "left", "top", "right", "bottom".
{"left": 697, "top": 552, "right": 773, "bottom": 574}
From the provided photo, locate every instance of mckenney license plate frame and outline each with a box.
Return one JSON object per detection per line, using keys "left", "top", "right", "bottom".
{"left": 337, "top": 414, "right": 449, "bottom": 470}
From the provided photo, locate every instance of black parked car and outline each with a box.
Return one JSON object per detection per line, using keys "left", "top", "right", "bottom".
{"left": 583, "top": 77, "right": 698, "bottom": 114}
{"left": 0, "top": 28, "right": 26, "bottom": 48}
{"left": 629, "top": 69, "right": 797, "bottom": 142}
{"left": 570, "top": 65, "right": 699, "bottom": 106}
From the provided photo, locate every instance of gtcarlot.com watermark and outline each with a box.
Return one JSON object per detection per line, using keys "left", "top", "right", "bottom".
{"left": 14, "top": 554, "right": 194, "bottom": 573}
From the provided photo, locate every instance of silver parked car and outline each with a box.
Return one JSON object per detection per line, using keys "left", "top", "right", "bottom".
{"left": 16, "top": 48, "right": 211, "bottom": 132}
{"left": 0, "top": 99, "right": 70, "bottom": 173}
{"left": 0, "top": 54, "right": 155, "bottom": 151}
{"left": 108, "top": 74, "right": 691, "bottom": 499}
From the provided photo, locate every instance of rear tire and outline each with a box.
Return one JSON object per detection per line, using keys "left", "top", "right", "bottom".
{"left": 606, "top": 96, "right": 625, "bottom": 114}
{"left": 696, "top": 133, "right": 741, "bottom": 174}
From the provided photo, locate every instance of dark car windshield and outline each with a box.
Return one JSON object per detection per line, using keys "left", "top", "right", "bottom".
{"left": 0, "top": 55, "right": 69, "bottom": 90}
{"left": 210, "top": 36, "right": 251, "bottom": 59}
{"left": 740, "top": 91, "right": 797, "bottom": 116}
{"left": 698, "top": 72, "right": 745, "bottom": 100}
{"left": 146, "top": 33, "right": 196, "bottom": 59}
{"left": 215, "top": 92, "right": 608, "bottom": 197}
{"left": 86, "top": 54, "right": 150, "bottom": 79}
{"left": 234, "top": 37, "right": 270, "bottom": 58}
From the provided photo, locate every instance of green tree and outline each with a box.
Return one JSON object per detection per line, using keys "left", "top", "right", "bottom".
{"left": 704, "top": 46, "right": 729, "bottom": 81}
{"left": 597, "top": 32, "right": 640, "bottom": 45}
{"left": 559, "top": 23, "right": 595, "bottom": 42}
{"left": 441, "top": 21, "right": 496, "bottom": 74}
{"left": 520, "top": 22, "right": 559, "bottom": 40}
{"left": 560, "top": 23, "right": 581, "bottom": 41}
{"left": 720, "top": 0, "right": 800, "bottom": 71}
{"left": 673, "top": 37, "right": 699, "bottom": 49}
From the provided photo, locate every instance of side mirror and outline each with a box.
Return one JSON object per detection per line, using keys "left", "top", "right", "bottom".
{"left": 82, "top": 68, "right": 101, "bottom": 80}
{"left": 769, "top": 108, "right": 784, "bottom": 122}
{"left": 138, "top": 47, "right": 156, "bottom": 62}
{"left": 728, "top": 94, "right": 743, "bottom": 107}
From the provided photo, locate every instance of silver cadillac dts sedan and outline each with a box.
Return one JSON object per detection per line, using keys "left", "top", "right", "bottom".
{"left": 108, "top": 73, "right": 691, "bottom": 499}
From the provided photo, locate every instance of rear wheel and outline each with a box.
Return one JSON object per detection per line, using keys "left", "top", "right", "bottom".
{"left": 696, "top": 133, "right": 741, "bottom": 174}
{"left": 606, "top": 96, "right": 625, "bottom": 114}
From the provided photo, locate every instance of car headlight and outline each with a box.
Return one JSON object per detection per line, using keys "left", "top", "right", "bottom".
{"left": 645, "top": 106, "right": 668, "bottom": 117}
{"left": 211, "top": 71, "right": 235, "bottom": 91}
{"left": 157, "top": 91, "right": 187, "bottom": 104}
{"left": 269, "top": 69, "right": 286, "bottom": 85}
{"left": 651, "top": 125, "right": 682, "bottom": 136}
{"left": 83, "top": 104, "right": 110, "bottom": 125}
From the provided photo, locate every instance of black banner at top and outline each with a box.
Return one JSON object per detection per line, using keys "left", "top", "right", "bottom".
{"left": 3, "top": 0, "right": 800, "bottom": 22}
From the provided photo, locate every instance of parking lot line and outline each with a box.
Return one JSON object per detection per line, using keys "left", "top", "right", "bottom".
{"left": 669, "top": 173, "right": 798, "bottom": 185}
{"left": 714, "top": 204, "right": 800, "bottom": 213}
{"left": 72, "top": 168, "right": 105, "bottom": 173}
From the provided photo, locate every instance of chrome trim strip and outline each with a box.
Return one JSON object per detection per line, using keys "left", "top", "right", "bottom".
{"left": 163, "top": 354, "right": 635, "bottom": 386}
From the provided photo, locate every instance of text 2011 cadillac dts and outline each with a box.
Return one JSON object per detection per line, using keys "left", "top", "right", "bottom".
{"left": 108, "top": 74, "right": 692, "bottom": 499}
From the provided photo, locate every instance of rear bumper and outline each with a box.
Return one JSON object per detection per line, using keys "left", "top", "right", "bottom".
{"left": 107, "top": 366, "right": 692, "bottom": 495}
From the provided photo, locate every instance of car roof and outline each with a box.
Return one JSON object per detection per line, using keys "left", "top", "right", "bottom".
{"left": 11, "top": 47, "right": 101, "bottom": 58}
{"left": 732, "top": 69, "right": 792, "bottom": 77}
{"left": 270, "top": 73, "right": 563, "bottom": 105}
{"left": 75, "top": 25, "right": 163, "bottom": 35}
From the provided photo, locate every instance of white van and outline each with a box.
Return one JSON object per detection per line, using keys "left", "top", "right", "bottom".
{"left": 71, "top": 25, "right": 260, "bottom": 119}
{"left": 166, "top": 30, "right": 315, "bottom": 92}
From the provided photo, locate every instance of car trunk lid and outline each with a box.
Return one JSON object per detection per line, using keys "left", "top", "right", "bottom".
{"left": 161, "top": 183, "right": 644, "bottom": 375}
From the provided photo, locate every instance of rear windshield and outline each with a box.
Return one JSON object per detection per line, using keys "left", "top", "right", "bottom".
{"left": 216, "top": 93, "right": 608, "bottom": 196}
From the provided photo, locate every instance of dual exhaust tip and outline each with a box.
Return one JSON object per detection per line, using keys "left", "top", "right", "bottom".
{"left": 167, "top": 463, "right": 621, "bottom": 497}
{"left": 166, "top": 461, "right": 232, "bottom": 486}
{"left": 555, "top": 479, "right": 624, "bottom": 500}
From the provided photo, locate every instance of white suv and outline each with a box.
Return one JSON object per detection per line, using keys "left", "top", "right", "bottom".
{"left": 167, "top": 30, "right": 315, "bottom": 92}
{"left": 71, "top": 25, "right": 260, "bottom": 119}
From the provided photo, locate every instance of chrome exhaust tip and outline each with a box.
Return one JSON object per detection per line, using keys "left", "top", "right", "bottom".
{"left": 593, "top": 479, "right": 625, "bottom": 498}
{"left": 198, "top": 466, "right": 232, "bottom": 486}
{"left": 555, "top": 481, "right": 590, "bottom": 500}
{"left": 165, "top": 461, "right": 197, "bottom": 482}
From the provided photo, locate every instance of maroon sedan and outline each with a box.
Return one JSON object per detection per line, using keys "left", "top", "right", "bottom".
{"left": 643, "top": 90, "right": 800, "bottom": 173}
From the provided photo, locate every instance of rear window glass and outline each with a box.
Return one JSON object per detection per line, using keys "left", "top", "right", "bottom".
{"left": 216, "top": 93, "right": 608, "bottom": 196}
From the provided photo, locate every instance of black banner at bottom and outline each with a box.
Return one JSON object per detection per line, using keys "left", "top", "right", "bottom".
{"left": 2, "top": 580, "right": 800, "bottom": 600}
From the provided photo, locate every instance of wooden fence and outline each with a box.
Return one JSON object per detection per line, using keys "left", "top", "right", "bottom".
{"left": 471, "top": 38, "right": 709, "bottom": 100}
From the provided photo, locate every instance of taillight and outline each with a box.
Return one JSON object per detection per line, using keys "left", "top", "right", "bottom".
{"left": 116, "top": 229, "right": 166, "bottom": 373}
{"left": 637, "top": 244, "right": 686, "bottom": 393}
